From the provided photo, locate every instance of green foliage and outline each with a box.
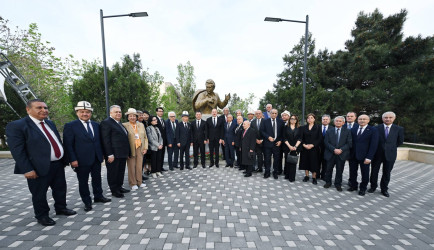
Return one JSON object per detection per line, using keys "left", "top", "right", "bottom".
{"left": 228, "top": 93, "right": 256, "bottom": 117}
{"left": 175, "top": 61, "right": 196, "bottom": 118}
{"left": 1, "top": 17, "right": 78, "bottom": 142}
{"left": 72, "top": 53, "right": 160, "bottom": 122}
{"left": 259, "top": 9, "right": 434, "bottom": 143}
{"left": 160, "top": 85, "right": 179, "bottom": 117}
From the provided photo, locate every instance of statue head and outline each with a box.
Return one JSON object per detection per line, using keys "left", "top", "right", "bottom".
{"left": 205, "top": 79, "right": 216, "bottom": 94}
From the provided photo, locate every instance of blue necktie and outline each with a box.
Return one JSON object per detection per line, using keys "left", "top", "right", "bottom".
{"left": 323, "top": 126, "right": 326, "bottom": 136}
{"left": 385, "top": 126, "right": 389, "bottom": 139}
{"left": 85, "top": 121, "right": 94, "bottom": 138}
{"left": 336, "top": 128, "right": 340, "bottom": 145}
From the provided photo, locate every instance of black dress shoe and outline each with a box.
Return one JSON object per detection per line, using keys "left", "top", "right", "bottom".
{"left": 273, "top": 174, "right": 278, "bottom": 180}
{"left": 112, "top": 193, "right": 125, "bottom": 198}
{"left": 169, "top": 167, "right": 174, "bottom": 171}
{"left": 84, "top": 204, "right": 92, "bottom": 212}
{"left": 209, "top": 165, "right": 214, "bottom": 168}
{"left": 289, "top": 180, "right": 295, "bottom": 182}
{"left": 119, "top": 188, "right": 130, "bottom": 193}
{"left": 255, "top": 168, "right": 263, "bottom": 173}
{"left": 56, "top": 208, "right": 77, "bottom": 216}
{"left": 312, "top": 178, "right": 317, "bottom": 185}
{"left": 94, "top": 197, "right": 111, "bottom": 203}
{"left": 381, "top": 191, "right": 390, "bottom": 197}
{"left": 202, "top": 165, "right": 206, "bottom": 168}
{"left": 161, "top": 168, "right": 168, "bottom": 171}
{"left": 244, "top": 173, "right": 252, "bottom": 177}
{"left": 302, "top": 176, "right": 309, "bottom": 182}
{"left": 264, "top": 173, "right": 270, "bottom": 179}
{"left": 367, "top": 188, "right": 376, "bottom": 193}
{"left": 142, "top": 176, "right": 149, "bottom": 181}
{"left": 215, "top": 165, "right": 219, "bottom": 168}
{"left": 347, "top": 187, "right": 358, "bottom": 192}
{"left": 225, "top": 165, "right": 229, "bottom": 167}
{"left": 336, "top": 186, "right": 343, "bottom": 192}
{"left": 284, "top": 175, "right": 289, "bottom": 180}
{"left": 37, "top": 217, "right": 56, "bottom": 226}
{"left": 324, "top": 183, "right": 331, "bottom": 188}
{"left": 186, "top": 166, "right": 192, "bottom": 170}
{"left": 358, "top": 190, "right": 366, "bottom": 196}
{"left": 193, "top": 165, "right": 198, "bottom": 168}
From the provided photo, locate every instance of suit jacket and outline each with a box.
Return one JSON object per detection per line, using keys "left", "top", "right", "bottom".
{"left": 63, "top": 119, "right": 104, "bottom": 166}
{"left": 166, "top": 119, "right": 179, "bottom": 146}
{"left": 344, "top": 122, "right": 359, "bottom": 130}
{"left": 122, "top": 122, "right": 148, "bottom": 157}
{"left": 261, "top": 117, "right": 284, "bottom": 148}
{"left": 351, "top": 125, "right": 379, "bottom": 161}
{"left": 234, "top": 123, "right": 244, "bottom": 148}
{"left": 374, "top": 124, "right": 404, "bottom": 162}
{"left": 191, "top": 119, "right": 207, "bottom": 143}
{"left": 176, "top": 121, "right": 192, "bottom": 146}
{"left": 223, "top": 121, "right": 238, "bottom": 144}
{"left": 250, "top": 118, "right": 264, "bottom": 140}
{"left": 206, "top": 116, "right": 224, "bottom": 141}
{"left": 100, "top": 117, "right": 130, "bottom": 159}
{"left": 324, "top": 126, "right": 352, "bottom": 161}
{"left": 241, "top": 128, "right": 256, "bottom": 165}
{"left": 6, "top": 116, "right": 67, "bottom": 176}
{"left": 146, "top": 126, "right": 164, "bottom": 151}
{"left": 156, "top": 116, "right": 167, "bottom": 145}
{"left": 263, "top": 111, "right": 270, "bottom": 119}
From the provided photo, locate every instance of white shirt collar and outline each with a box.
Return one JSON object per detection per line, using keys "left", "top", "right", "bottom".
{"left": 28, "top": 115, "right": 43, "bottom": 125}
{"left": 384, "top": 123, "right": 392, "bottom": 129}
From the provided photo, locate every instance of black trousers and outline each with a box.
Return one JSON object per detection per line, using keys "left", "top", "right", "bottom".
{"left": 106, "top": 157, "right": 127, "bottom": 195}
{"left": 264, "top": 145, "right": 281, "bottom": 175}
{"left": 179, "top": 144, "right": 191, "bottom": 168}
{"left": 167, "top": 145, "right": 179, "bottom": 169}
{"left": 349, "top": 159, "right": 370, "bottom": 191}
{"left": 209, "top": 138, "right": 220, "bottom": 165}
{"left": 245, "top": 164, "right": 254, "bottom": 174}
{"left": 235, "top": 146, "right": 241, "bottom": 166}
{"left": 370, "top": 155, "right": 395, "bottom": 192}
{"left": 160, "top": 145, "right": 166, "bottom": 169}
{"left": 76, "top": 158, "right": 103, "bottom": 205}
{"left": 284, "top": 151, "right": 297, "bottom": 181}
{"left": 151, "top": 149, "right": 163, "bottom": 173}
{"left": 255, "top": 144, "right": 264, "bottom": 170}
{"left": 27, "top": 160, "right": 67, "bottom": 219}
{"left": 193, "top": 141, "right": 206, "bottom": 166}
{"left": 324, "top": 155, "right": 345, "bottom": 187}
{"left": 319, "top": 146, "right": 327, "bottom": 178}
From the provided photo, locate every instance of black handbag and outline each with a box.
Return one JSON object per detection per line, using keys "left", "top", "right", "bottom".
{"left": 286, "top": 153, "right": 299, "bottom": 164}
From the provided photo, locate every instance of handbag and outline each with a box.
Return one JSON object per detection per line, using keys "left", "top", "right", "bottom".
{"left": 286, "top": 153, "right": 299, "bottom": 164}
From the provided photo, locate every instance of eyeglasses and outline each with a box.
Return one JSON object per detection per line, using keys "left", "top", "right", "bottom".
{"left": 169, "top": 116, "right": 175, "bottom": 118}
{"left": 290, "top": 118, "right": 296, "bottom": 120}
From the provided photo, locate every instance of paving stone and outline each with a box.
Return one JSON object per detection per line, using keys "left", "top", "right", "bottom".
{"left": 0, "top": 159, "right": 433, "bottom": 249}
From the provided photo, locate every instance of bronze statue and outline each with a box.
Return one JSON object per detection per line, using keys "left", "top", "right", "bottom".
{"left": 192, "top": 79, "right": 230, "bottom": 114}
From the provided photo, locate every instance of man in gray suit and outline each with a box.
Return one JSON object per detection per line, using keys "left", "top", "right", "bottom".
{"left": 323, "top": 116, "right": 352, "bottom": 192}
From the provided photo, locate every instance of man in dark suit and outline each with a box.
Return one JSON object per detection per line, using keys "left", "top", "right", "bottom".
{"left": 261, "top": 109, "right": 284, "bottom": 179}
{"left": 223, "top": 115, "right": 237, "bottom": 167}
{"left": 6, "top": 99, "right": 76, "bottom": 226}
{"left": 156, "top": 107, "right": 168, "bottom": 171}
{"left": 218, "top": 107, "right": 229, "bottom": 161}
{"left": 63, "top": 101, "right": 111, "bottom": 212}
{"left": 250, "top": 110, "right": 264, "bottom": 172}
{"left": 176, "top": 111, "right": 193, "bottom": 170}
{"left": 241, "top": 121, "right": 257, "bottom": 177}
{"left": 165, "top": 111, "right": 179, "bottom": 171}
{"left": 344, "top": 111, "right": 358, "bottom": 185}
{"left": 319, "top": 114, "right": 334, "bottom": 180}
{"left": 262, "top": 104, "right": 272, "bottom": 119}
{"left": 234, "top": 116, "right": 245, "bottom": 169}
{"left": 323, "top": 116, "right": 352, "bottom": 191}
{"left": 206, "top": 108, "right": 224, "bottom": 168}
{"left": 191, "top": 111, "right": 207, "bottom": 168}
{"left": 348, "top": 114, "right": 379, "bottom": 196}
{"left": 369, "top": 111, "right": 404, "bottom": 197}
{"left": 100, "top": 105, "right": 131, "bottom": 198}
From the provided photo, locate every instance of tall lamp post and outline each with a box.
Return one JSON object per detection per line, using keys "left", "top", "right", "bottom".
{"left": 264, "top": 15, "right": 309, "bottom": 125}
{"left": 100, "top": 9, "right": 148, "bottom": 117}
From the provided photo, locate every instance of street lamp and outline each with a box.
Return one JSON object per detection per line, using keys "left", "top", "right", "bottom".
{"left": 100, "top": 9, "right": 148, "bottom": 117}
{"left": 264, "top": 15, "right": 309, "bottom": 125}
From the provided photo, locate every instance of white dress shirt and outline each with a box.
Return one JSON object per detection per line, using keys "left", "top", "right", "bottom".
{"left": 29, "top": 115, "right": 64, "bottom": 161}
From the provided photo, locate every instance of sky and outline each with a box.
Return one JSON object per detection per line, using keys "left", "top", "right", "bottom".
{"left": 2, "top": 0, "right": 433, "bottom": 111}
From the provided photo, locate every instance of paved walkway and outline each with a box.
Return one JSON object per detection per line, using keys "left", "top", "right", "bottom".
{"left": 0, "top": 159, "right": 433, "bottom": 249}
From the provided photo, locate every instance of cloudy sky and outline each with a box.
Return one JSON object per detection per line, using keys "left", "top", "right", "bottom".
{"left": 2, "top": 0, "right": 433, "bottom": 110}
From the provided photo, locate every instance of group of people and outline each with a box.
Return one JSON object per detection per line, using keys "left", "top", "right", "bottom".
{"left": 5, "top": 99, "right": 403, "bottom": 226}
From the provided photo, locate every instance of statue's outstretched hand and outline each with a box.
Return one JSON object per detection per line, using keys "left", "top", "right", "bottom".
{"left": 225, "top": 93, "right": 231, "bottom": 101}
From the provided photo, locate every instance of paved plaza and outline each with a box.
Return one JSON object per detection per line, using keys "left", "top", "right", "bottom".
{"left": 0, "top": 158, "right": 433, "bottom": 249}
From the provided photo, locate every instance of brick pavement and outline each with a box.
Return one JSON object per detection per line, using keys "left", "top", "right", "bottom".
{"left": 0, "top": 158, "right": 433, "bottom": 249}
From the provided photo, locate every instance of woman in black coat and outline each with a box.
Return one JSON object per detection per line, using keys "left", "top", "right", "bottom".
{"left": 298, "top": 113, "right": 322, "bottom": 184}
{"left": 283, "top": 115, "right": 302, "bottom": 182}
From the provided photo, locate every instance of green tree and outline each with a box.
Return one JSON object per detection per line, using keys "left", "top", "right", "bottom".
{"left": 175, "top": 61, "right": 196, "bottom": 117}
{"left": 160, "top": 85, "right": 179, "bottom": 116}
{"left": 228, "top": 93, "right": 256, "bottom": 117}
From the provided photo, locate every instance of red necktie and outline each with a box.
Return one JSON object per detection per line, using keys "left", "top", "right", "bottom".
{"left": 40, "top": 121, "right": 61, "bottom": 158}
{"left": 243, "top": 129, "right": 247, "bottom": 137}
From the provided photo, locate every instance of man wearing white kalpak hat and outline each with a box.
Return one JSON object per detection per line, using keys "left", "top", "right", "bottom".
{"left": 63, "top": 101, "right": 111, "bottom": 212}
